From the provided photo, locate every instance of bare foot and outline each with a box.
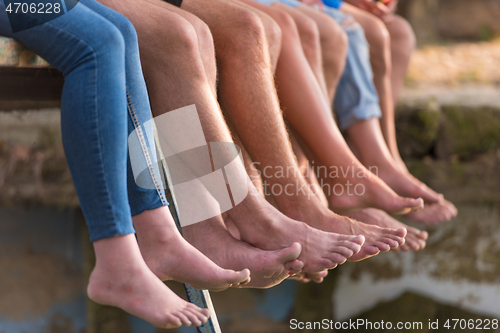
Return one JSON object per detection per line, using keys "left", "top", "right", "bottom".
{"left": 326, "top": 168, "right": 424, "bottom": 215}
{"left": 87, "top": 235, "right": 210, "bottom": 328}
{"left": 289, "top": 270, "right": 329, "bottom": 284}
{"left": 377, "top": 162, "right": 443, "bottom": 203}
{"left": 405, "top": 198, "right": 458, "bottom": 225}
{"left": 228, "top": 189, "right": 365, "bottom": 272}
{"left": 133, "top": 207, "right": 250, "bottom": 292}
{"left": 346, "top": 208, "right": 428, "bottom": 252}
{"left": 273, "top": 185, "right": 408, "bottom": 261}
{"left": 182, "top": 217, "right": 304, "bottom": 289}
{"left": 291, "top": 153, "right": 407, "bottom": 257}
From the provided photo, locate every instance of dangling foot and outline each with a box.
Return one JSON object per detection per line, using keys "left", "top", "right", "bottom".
{"left": 183, "top": 217, "right": 304, "bottom": 289}
{"left": 346, "top": 208, "right": 428, "bottom": 251}
{"left": 228, "top": 189, "right": 365, "bottom": 272}
{"left": 134, "top": 207, "right": 250, "bottom": 291}
{"left": 327, "top": 168, "right": 424, "bottom": 215}
{"left": 405, "top": 198, "right": 458, "bottom": 225}
{"left": 87, "top": 234, "right": 211, "bottom": 328}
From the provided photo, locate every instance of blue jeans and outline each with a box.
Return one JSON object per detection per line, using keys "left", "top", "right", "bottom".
{"left": 0, "top": 0, "right": 167, "bottom": 241}
{"left": 252, "top": 0, "right": 382, "bottom": 130}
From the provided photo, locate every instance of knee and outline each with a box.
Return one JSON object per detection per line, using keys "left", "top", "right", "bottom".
{"left": 389, "top": 16, "right": 416, "bottom": 54}
{"left": 155, "top": 17, "right": 201, "bottom": 60}
{"left": 366, "top": 18, "right": 391, "bottom": 71}
{"left": 321, "top": 20, "right": 348, "bottom": 64}
{"left": 296, "top": 15, "right": 321, "bottom": 53}
{"left": 260, "top": 13, "right": 282, "bottom": 54}
{"left": 92, "top": 21, "right": 126, "bottom": 62}
{"left": 221, "top": 8, "right": 268, "bottom": 54}
{"left": 257, "top": 13, "right": 282, "bottom": 68}
{"left": 190, "top": 17, "right": 216, "bottom": 57}
{"left": 110, "top": 13, "right": 139, "bottom": 49}
{"left": 270, "top": 8, "right": 300, "bottom": 42}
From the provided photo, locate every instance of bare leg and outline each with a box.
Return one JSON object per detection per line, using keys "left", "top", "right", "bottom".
{"left": 88, "top": 234, "right": 210, "bottom": 328}
{"left": 346, "top": 118, "right": 442, "bottom": 202}
{"left": 340, "top": 4, "right": 401, "bottom": 164}
{"left": 383, "top": 14, "right": 416, "bottom": 107}
{"left": 105, "top": 0, "right": 364, "bottom": 273}
{"left": 183, "top": 0, "right": 410, "bottom": 262}
{"left": 101, "top": 0, "right": 327, "bottom": 288}
{"left": 263, "top": 2, "right": 331, "bottom": 98}
{"left": 254, "top": 2, "right": 422, "bottom": 213}
{"left": 293, "top": 4, "right": 348, "bottom": 102}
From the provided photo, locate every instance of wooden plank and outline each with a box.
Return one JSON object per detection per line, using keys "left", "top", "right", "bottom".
{"left": 0, "top": 67, "right": 63, "bottom": 110}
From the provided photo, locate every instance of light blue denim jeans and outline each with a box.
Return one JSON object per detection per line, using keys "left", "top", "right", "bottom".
{"left": 252, "top": 0, "right": 382, "bottom": 130}
{"left": 0, "top": 0, "right": 167, "bottom": 241}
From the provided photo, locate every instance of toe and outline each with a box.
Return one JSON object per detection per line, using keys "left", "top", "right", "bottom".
{"left": 284, "top": 259, "right": 305, "bottom": 273}
{"left": 326, "top": 252, "right": 347, "bottom": 265}
{"left": 164, "top": 313, "right": 182, "bottom": 328}
{"left": 331, "top": 245, "right": 355, "bottom": 259}
{"left": 229, "top": 269, "right": 251, "bottom": 285}
{"left": 175, "top": 312, "right": 192, "bottom": 327}
{"left": 184, "top": 309, "right": 203, "bottom": 327}
{"left": 399, "top": 244, "right": 410, "bottom": 251}
{"left": 373, "top": 241, "right": 391, "bottom": 251}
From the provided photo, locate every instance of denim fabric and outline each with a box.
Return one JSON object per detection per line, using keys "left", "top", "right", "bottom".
{"left": 81, "top": 0, "right": 167, "bottom": 217}
{"left": 252, "top": 0, "right": 382, "bottom": 130}
{"left": 323, "top": 7, "right": 382, "bottom": 130}
{"left": 0, "top": 0, "right": 166, "bottom": 241}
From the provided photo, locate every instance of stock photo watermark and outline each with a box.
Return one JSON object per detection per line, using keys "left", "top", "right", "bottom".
{"left": 290, "top": 318, "right": 499, "bottom": 330}
{"left": 4, "top": 0, "right": 78, "bottom": 32}
{"left": 249, "top": 161, "right": 379, "bottom": 199}
{"left": 128, "top": 105, "right": 249, "bottom": 227}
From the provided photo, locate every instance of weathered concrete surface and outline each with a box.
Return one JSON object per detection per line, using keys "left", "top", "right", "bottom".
{"left": 338, "top": 292, "right": 499, "bottom": 333}
{"left": 396, "top": 98, "right": 500, "bottom": 160}
{"left": 399, "top": 0, "right": 500, "bottom": 43}
{"left": 0, "top": 110, "right": 78, "bottom": 207}
{"left": 405, "top": 153, "right": 500, "bottom": 205}
{"left": 333, "top": 204, "right": 500, "bottom": 323}
{"left": 0, "top": 208, "right": 86, "bottom": 333}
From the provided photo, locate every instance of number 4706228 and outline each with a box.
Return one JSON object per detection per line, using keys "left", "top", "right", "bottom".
{"left": 6, "top": 2, "right": 61, "bottom": 14}
{"left": 444, "top": 318, "right": 499, "bottom": 330}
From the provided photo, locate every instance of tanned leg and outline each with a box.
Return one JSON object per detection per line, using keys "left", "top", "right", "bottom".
{"left": 182, "top": 0, "right": 412, "bottom": 262}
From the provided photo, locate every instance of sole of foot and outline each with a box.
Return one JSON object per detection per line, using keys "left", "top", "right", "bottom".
{"left": 405, "top": 199, "right": 458, "bottom": 225}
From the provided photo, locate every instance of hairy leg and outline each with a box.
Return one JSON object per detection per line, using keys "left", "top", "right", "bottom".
{"left": 185, "top": 0, "right": 410, "bottom": 261}
{"left": 179, "top": 0, "right": 373, "bottom": 270}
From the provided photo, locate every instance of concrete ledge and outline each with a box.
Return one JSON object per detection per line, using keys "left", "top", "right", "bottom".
{"left": 396, "top": 87, "right": 500, "bottom": 160}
